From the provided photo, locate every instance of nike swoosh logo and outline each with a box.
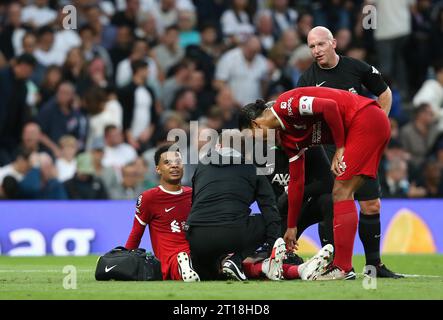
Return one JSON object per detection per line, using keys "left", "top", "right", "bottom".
{"left": 265, "top": 163, "right": 274, "bottom": 167}
{"left": 105, "top": 265, "right": 117, "bottom": 272}
{"left": 165, "top": 207, "right": 175, "bottom": 213}
{"left": 316, "top": 81, "right": 326, "bottom": 87}
{"left": 293, "top": 124, "right": 307, "bottom": 130}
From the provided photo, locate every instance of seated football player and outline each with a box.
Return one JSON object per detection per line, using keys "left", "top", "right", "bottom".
{"left": 125, "top": 145, "right": 200, "bottom": 282}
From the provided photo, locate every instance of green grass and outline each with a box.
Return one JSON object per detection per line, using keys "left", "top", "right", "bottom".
{"left": 0, "top": 255, "right": 442, "bottom": 300}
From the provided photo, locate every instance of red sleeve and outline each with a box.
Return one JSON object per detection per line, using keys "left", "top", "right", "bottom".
{"left": 287, "top": 154, "right": 305, "bottom": 228}
{"left": 299, "top": 96, "right": 345, "bottom": 148}
{"left": 125, "top": 193, "right": 151, "bottom": 250}
{"left": 125, "top": 217, "right": 146, "bottom": 250}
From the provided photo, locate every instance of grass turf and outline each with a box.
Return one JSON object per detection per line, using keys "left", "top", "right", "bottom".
{"left": 0, "top": 254, "right": 442, "bottom": 300}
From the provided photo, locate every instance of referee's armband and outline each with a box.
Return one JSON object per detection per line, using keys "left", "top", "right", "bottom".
{"left": 299, "top": 96, "right": 315, "bottom": 115}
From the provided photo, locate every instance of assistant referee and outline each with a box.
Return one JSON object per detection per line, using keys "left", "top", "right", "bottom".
{"left": 297, "top": 26, "right": 402, "bottom": 278}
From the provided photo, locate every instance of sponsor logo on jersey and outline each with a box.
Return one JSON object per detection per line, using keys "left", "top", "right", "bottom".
{"left": 312, "top": 121, "right": 322, "bottom": 144}
{"left": 164, "top": 206, "right": 175, "bottom": 213}
{"left": 293, "top": 123, "right": 307, "bottom": 130}
{"left": 287, "top": 97, "right": 294, "bottom": 116}
{"left": 135, "top": 194, "right": 143, "bottom": 213}
{"left": 348, "top": 87, "right": 357, "bottom": 94}
{"left": 280, "top": 102, "right": 287, "bottom": 109}
{"left": 316, "top": 81, "right": 326, "bottom": 87}
{"left": 171, "top": 220, "right": 181, "bottom": 233}
{"left": 271, "top": 173, "right": 290, "bottom": 186}
{"left": 371, "top": 66, "right": 380, "bottom": 75}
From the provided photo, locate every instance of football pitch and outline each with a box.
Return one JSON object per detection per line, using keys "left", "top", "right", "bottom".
{"left": 0, "top": 255, "right": 442, "bottom": 300}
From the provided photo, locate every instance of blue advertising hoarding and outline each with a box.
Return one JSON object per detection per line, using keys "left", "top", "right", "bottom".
{"left": 0, "top": 200, "right": 441, "bottom": 256}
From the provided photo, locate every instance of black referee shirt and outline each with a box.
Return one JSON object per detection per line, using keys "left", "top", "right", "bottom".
{"left": 297, "top": 55, "right": 388, "bottom": 97}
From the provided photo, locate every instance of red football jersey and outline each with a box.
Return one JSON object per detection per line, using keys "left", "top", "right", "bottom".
{"left": 129, "top": 185, "right": 192, "bottom": 278}
{"left": 272, "top": 86, "right": 377, "bottom": 159}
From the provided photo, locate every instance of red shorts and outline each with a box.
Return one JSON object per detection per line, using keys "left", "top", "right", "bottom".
{"left": 336, "top": 105, "right": 390, "bottom": 181}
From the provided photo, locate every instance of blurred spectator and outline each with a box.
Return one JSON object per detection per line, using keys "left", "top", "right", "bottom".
{"left": 34, "top": 26, "right": 66, "bottom": 67}
{"left": 154, "top": 0, "right": 180, "bottom": 31}
{"left": 0, "top": 148, "right": 32, "bottom": 185}
{"left": 20, "top": 122, "right": 43, "bottom": 155}
{"left": 213, "top": 86, "right": 240, "bottom": 129}
{"left": 430, "top": 5, "right": 443, "bottom": 62}
{"left": 418, "top": 159, "right": 443, "bottom": 197}
{"left": 88, "top": 136, "right": 119, "bottom": 189}
{"left": 78, "top": 24, "right": 113, "bottom": 80}
{"left": 0, "top": 176, "right": 20, "bottom": 199}
{"left": 21, "top": 0, "right": 57, "bottom": 29}
{"left": 269, "top": 0, "right": 298, "bottom": 39}
{"left": 185, "top": 23, "right": 221, "bottom": 83}
{"left": 64, "top": 152, "right": 108, "bottom": 200}
{"left": 38, "top": 65, "right": 62, "bottom": 109}
{"left": 56, "top": 135, "right": 78, "bottom": 183}
{"left": 288, "top": 44, "right": 313, "bottom": 87}
{"left": 0, "top": 2, "right": 25, "bottom": 60}
{"left": 372, "top": 0, "right": 415, "bottom": 98}
{"left": 102, "top": 124, "right": 137, "bottom": 169}
{"left": 296, "top": 12, "right": 314, "bottom": 43}
{"left": 221, "top": 0, "right": 255, "bottom": 45}
{"left": 408, "top": 0, "right": 433, "bottom": 93}
{"left": 188, "top": 69, "right": 215, "bottom": 119}
{"left": 109, "top": 25, "right": 134, "bottom": 72}
{"left": 382, "top": 155, "right": 430, "bottom": 198}
{"left": 334, "top": 28, "right": 352, "bottom": 55}
{"left": 178, "top": 9, "right": 201, "bottom": 49}
{"left": 118, "top": 60, "right": 159, "bottom": 152}
{"left": 313, "top": 0, "right": 351, "bottom": 34}
{"left": 135, "top": 12, "right": 160, "bottom": 48}
{"left": 37, "top": 81, "right": 88, "bottom": 157}
{"left": 400, "top": 103, "right": 439, "bottom": 169}
{"left": 413, "top": 60, "right": 443, "bottom": 131}
{"left": 214, "top": 36, "right": 270, "bottom": 106}
{"left": 255, "top": 10, "right": 275, "bottom": 54}
{"left": 109, "top": 162, "right": 145, "bottom": 199}
{"left": 85, "top": 86, "right": 123, "bottom": 150}
{"left": 153, "top": 25, "right": 185, "bottom": 75}
{"left": 115, "top": 38, "right": 159, "bottom": 92}
{"left": 62, "top": 47, "right": 85, "bottom": 86}
{"left": 84, "top": 4, "right": 117, "bottom": 50}
{"left": 160, "top": 59, "right": 193, "bottom": 110}
{"left": 19, "top": 152, "right": 67, "bottom": 199}
{"left": 171, "top": 87, "right": 197, "bottom": 122}
{"left": 133, "top": 156, "right": 156, "bottom": 189}
{"left": 111, "top": 0, "right": 140, "bottom": 29}
{"left": 0, "top": 53, "right": 36, "bottom": 165}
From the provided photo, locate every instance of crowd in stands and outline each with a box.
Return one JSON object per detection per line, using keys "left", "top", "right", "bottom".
{"left": 0, "top": 0, "right": 443, "bottom": 200}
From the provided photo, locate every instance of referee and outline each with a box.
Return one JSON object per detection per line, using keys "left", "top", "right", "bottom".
{"left": 186, "top": 131, "right": 283, "bottom": 281}
{"left": 297, "top": 26, "right": 402, "bottom": 278}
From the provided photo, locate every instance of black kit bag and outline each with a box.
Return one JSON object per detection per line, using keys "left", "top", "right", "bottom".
{"left": 95, "top": 246, "right": 162, "bottom": 281}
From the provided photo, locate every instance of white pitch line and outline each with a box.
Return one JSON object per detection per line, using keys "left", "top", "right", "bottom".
{"left": 358, "top": 273, "right": 442, "bottom": 278}
{"left": 0, "top": 269, "right": 94, "bottom": 273}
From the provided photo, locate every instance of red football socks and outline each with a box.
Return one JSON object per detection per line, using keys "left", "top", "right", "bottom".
{"left": 283, "top": 264, "right": 300, "bottom": 279}
{"left": 332, "top": 199, "right": 358, "bottom": 272}
{"left": 242, "top": 261, "right": 263, "bottom": 278}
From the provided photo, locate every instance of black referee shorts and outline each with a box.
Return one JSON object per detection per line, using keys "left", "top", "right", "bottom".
{"left": 323, "top": 144, "right": 381, "bottom": 200}
{"left": 186, "top": 215, "right": 267, "bottom": 280}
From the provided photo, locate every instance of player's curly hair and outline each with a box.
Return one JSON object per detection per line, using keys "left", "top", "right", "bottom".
{"left": 238, "top": 99, "right": 268, "bottom": 130}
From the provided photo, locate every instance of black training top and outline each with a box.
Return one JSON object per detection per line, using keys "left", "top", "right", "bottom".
{"left": 187, "top": 148, "right": 280, "bottom": 241}
{"left": 297, "top": 55, "right": 388, "bottom": 97}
